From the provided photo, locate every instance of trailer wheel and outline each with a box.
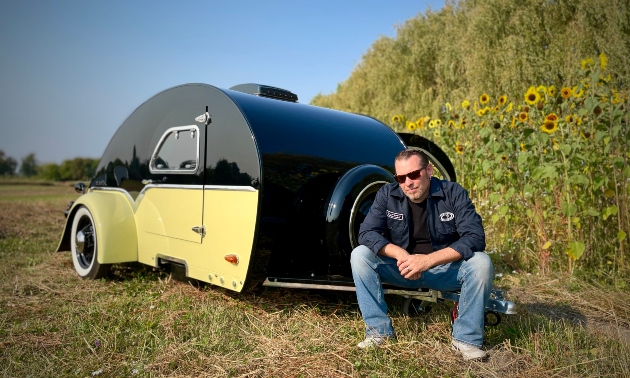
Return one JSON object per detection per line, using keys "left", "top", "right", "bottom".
{"left": 71, "top": 206, "right": 111, "bottom": 279}
{"left": 397, "top": 133, "right": 457, "bottom": 182}
{"left": 402, "top": 298, "right": 433, "bottom": 316}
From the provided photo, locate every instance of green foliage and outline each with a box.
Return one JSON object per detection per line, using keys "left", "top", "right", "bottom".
{"left": 312, "top": 0, "right": 629, "bottom": 280}
{"left": 38, "top": 157, "right": 99, "bottom": 181}
{"left": 0, "top": 150, "right": 18, "bottom": 176}
{"left": 312, "top": 0, "right": 630, "bottom": 121}
{"left": 19, "top": 153, "right": 38, "bottom": 177}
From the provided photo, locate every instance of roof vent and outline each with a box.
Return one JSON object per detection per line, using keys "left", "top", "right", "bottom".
{"left": 230, "top": 83, "right": 298, "bottom": 102}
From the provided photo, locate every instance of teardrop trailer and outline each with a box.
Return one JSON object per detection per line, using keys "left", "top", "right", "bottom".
{"left": 57, "top": 83, "right": 515, "bottom": 324}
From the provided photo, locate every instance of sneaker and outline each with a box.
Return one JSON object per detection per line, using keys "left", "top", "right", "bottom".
{"left": 357, "top": 336, "right": 389, "bottom": 349}
{"left": 451, "top": 340, "right": 487, "bottom": 361}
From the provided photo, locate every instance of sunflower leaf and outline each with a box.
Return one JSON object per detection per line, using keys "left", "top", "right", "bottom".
{"left": 586, "top": 208, "right": 599, "bottom": 217}
{"left": 561, "top": 201, "right": 577, "bottom": 216}
{"left": 618, "top": 230, "right": 627, "bottom": 243}
{"left": 595, "top": 130, "right": 607, "bottom": 143}
{"left": 566, "top": 241, "right": 585, "bottom": 260}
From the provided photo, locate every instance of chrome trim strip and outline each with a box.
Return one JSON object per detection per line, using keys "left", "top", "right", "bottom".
{"left": 89, "top": 187, "right": 135, "bottom": 203}
{"left": 156, "top": 254, "right": 189, "bottom": 272}
{"left": 204, "top": 185, "right": 257, "bottom": 192}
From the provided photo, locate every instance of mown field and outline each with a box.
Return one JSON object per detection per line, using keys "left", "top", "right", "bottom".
{"left": 1, "top": 181, "right": 629, "bottom": 377}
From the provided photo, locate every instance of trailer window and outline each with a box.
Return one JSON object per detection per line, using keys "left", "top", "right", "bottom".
{"left": 150, "top": 125, "right": 200, "bottom": 174}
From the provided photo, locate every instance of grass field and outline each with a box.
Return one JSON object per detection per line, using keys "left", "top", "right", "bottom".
{"left": 1, "top": 181, "right": 629, "bottom": 377}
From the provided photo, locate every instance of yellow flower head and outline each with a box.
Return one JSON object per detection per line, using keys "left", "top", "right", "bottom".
{"left": 498, "top": 95, "right": 507, "bottom": 106}
{"left": 520, "top": 142, "right": 527, "bottom": 152}
{"left": 536, "top": 85, "right": 547, "bottom": 94}
{"left": 406, "top": 121, "right": 416, "bottom": 131}
{"left": 455, "top": 143, "right": 464, "bottom": 155}
{"left": 599, "top": 53, "right": 608, "bottom": 70}
{"left": 506, "top": 102, "right": 513, "bottom": 112}
{"left": 501, "top": 155, "right": 508, "bottom": 162}
{"left": 462, "top": 100, "right": 470, "bottom": 109}
{"left": 392, "top": 115, "right": 403, "bottom": 123}
{"left": 581, "top": 58, "right": 594, "bottom": 70}
{"left": 518, "top": 112, "right": 529, "bottom": 122}
{"left": 573, "top": 86, "right": 584, "bottom": 98}
{"left": 545, "top": 113, "right": 559, "bottom": 122}
{"left": 548, "top": 86, "right": 557, "bottom": 97}
{"left": 565, "top": 114, "right": 574, "bottom": 123}
{"left": 541, "top": 120, "right": 558, "bottom": 133}
{"left": 561, "top": 87, "right": 572, "bottom": 99}
{"left": 477, "top": 109, "right": 485, "bottom": 117}
{"left": 480, "top": 94, "right": 490, "bottom": 104}
{"left": 524, "top": 87, "right": 540, "bottom": 106}
{"left": 445, "top": 102, "right": 452, "bottom": 112}
{"left": 448, "top": 120, "right": 455, "bottom": 128}
{"left": 580, "top": 131, "right": 592, "bottom": 140}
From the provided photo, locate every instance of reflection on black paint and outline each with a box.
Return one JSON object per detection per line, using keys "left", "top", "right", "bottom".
{"left": 205, "top": 159, "right": 254, "bottom": 186}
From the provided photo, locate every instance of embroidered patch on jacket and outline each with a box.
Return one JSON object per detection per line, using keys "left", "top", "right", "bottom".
{"left": 440, "top": 212, "right": 455, "bottom": 221}
{"left": 386, "top": 210, "right": 404, "bottom": 221}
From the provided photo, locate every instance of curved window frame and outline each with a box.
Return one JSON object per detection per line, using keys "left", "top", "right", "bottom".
{"left": 149, "top": 125, "right": 201, "bottom": 175}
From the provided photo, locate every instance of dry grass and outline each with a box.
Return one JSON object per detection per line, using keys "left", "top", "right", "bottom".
{"left": 1, "top": 182, "right": 629, "bottom": 377}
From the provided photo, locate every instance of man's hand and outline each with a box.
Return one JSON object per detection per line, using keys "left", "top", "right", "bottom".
{"left": 397, "top": 254, "right": 433, "bottom": 280}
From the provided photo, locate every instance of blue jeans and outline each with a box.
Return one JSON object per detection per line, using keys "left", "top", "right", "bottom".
{"left": 350, "top": 245, "right": 494, "bottom": 347}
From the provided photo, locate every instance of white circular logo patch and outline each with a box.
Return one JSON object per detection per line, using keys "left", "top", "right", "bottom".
{"left": 440, "top": 212, "right": 455, "bottom": 221}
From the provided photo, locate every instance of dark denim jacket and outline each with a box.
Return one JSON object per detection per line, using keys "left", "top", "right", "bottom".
{"left": 358, "top": 177, "right": 485, "bottom": 260}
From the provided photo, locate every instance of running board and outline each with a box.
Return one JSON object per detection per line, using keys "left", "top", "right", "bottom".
{"left": 262, "top": 278, "right": 516, "bottom": 315}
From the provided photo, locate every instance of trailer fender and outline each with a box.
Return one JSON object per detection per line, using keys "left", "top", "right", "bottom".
{"left": 324, "top": 164, "right": 395, "bottom": 272}
{"left": 56, "top": 190, "right": 138, "bottom": 264}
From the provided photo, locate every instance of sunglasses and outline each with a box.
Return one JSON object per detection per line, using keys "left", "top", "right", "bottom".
{"left": 394, "top": 165, "right": 427, "bottom": 184}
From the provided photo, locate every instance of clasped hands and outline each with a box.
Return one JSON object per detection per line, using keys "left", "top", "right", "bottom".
{"left": 397, "top": 253, "right": 433, "bottom": 280}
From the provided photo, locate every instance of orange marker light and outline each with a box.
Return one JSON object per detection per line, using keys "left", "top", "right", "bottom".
{"left": 224, "top": 254, "right": 239, "bottom": 265}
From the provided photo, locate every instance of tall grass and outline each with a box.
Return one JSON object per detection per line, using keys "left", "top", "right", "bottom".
{"left": 1, "top": 182, "right": 629, "bottom": 377}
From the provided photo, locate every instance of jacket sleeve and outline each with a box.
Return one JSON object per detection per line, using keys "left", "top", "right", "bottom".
{"left": 357, "top": 185, "right": 392, "bottom": 255}
{"left": 447, "top": 183, "right": 486, "bottom": 259}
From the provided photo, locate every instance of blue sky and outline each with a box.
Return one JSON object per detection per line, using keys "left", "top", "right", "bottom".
{"left": 0, "top": 0, "right": 444, "bottom": 165}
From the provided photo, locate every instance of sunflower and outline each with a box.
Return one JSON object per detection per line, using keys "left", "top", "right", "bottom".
{"left": 406, "top": 121, "right": 416, "bottom": 131}
{"left": 545, "top": 113, "right": 558, "bottom": 122}
{"left": 433, "top": 130, "right": 440, "bottom": 137}
{"left": 494, "top": 106, "right": 500, "bottom": 113}
{"left": 511, "top": 117, "right": 517, "bottom": 128}
{"left": 455, "top": 144, "right": 464, "bottom": 155}
{"left": 461, "top": 100, "right": 470, "bottom": 109}
{"left": 506, "top": 102, "right": 513, "bottom": 112}
{"left": 524, "top": 87, "right": 540, "bottom": 106}
{"left": 580, "top": 131, "right": 592, "bottom": 140}
{"left": 501, "top": 155, "right": 508, "bottom": 161}
{"left": 498, "top": 95, "right": 507, "bottom": 106}
{"left": 445, "top": 102, "right": 452, "bottom": 112}
{"left": 593, "top": 105, "right": 602, "bottom": 116}
{"left": 477, "top": 109, "right": 485, "bottom": 117}
{"left": 599, "top": 53, "right": 608, "bottom": 70}
{"left": 541, "top": 120, "right": 558, "bottom": 133}
{"left": 520, "top": 142, "right": 527, "bottom": 152}
{"left": 434, "top": 119, "right": 442, "bottom": 127}
{"left": 392, "top": 115, "right": 403, "bottom": 122}
{"left": 536, "top": 85, "right": 547, "bottom": 95}
{"left": 565, "top": 114, "right": 574, "bottom": 123}
{"left": 561, "top": 87, "right": 572, "bottom": 99}
{"left": 493, "top": 122, "right": 501, "bottom": 130}
{"left": 518, "top": 112, "right": 529, "bottom": 122}
{"left": 448, "top": 120, "right": 455, "bottom": 128}
{"left": 573, "top": 86, "right": 584, "bottom": 98}
{"left": 581, "top": 58, "right": 594, "bottom": 70}
{"left": 480, "top": 94, "right": 490, "bottom": 104}
{"left": 548, "top": 86, "right": 557, "bottom": 97}
{"left": 429, "top": 120, "right": 437, "bottom": 128}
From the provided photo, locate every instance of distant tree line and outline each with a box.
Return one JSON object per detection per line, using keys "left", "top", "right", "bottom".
{"left": 0, "top": 150, "right": 98, "bottom": 181}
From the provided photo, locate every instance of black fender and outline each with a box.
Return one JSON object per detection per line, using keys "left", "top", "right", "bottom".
{"left": 324, "top": 164, "right": 395, "bottom": 275}
{"left": 397, "top": 133, "right": 457, "bottom": 182}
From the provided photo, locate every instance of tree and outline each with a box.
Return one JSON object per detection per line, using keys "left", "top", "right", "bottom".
{"left": 19, "top": 153, "right": 38, "bottom": 177}
{"left": 0, "top": 150, "right": 17, "bottom": 176}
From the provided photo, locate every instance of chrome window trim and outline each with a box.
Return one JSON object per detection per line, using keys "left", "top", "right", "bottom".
{"left": 149, "top": 125, "right": 200, "bottom": 175}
